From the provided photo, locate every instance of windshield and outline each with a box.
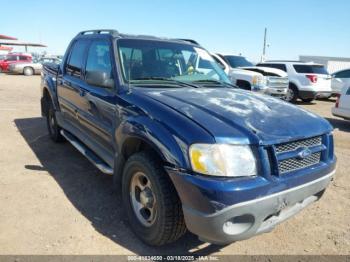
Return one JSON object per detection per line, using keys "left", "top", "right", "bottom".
{"left": 117, "top": 39, "right": 231, "bottom": 86}
{"left": 223, "top": 55, "right": 254, "bottom": 68}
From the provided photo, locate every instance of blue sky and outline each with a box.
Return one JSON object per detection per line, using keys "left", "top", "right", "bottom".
{"left": 2, "top": 0, "right": 349, "bottom": 62}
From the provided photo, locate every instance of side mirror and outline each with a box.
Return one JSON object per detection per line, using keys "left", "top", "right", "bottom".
{"left": 86, "top": 70, "right": 114, "bottom": 89}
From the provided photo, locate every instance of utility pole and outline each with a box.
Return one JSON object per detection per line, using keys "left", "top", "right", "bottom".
{"left": 261, "top": 27, "right": 267, "bottom": 62}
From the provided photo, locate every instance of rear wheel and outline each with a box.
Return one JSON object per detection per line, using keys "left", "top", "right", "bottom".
{"left": 122, "top": 151, "right": 186, "bottom": 246}
{"left": 46, "top": 99, "right": 64, "bottom": 142}
{"left": 23, "top": 67, "right": 34, "bottom": 76}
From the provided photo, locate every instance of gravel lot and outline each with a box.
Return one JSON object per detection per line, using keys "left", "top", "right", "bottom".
{"left": 0, "top": 75, "right": 349, "bottom": 255}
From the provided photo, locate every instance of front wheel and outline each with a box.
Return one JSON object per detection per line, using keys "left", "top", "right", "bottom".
{"left": 285, "top": 85, "right": 298, "bottom": 103}
{"left": 122, "top": 151, "right": 186, "bottom": 246}
{"left": 46, "top": 100, "right": 64, "bottom": 142}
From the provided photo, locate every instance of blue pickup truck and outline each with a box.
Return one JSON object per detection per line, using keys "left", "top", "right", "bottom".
{"left": 41, "top": 29, "right": 336, "bottom": 246}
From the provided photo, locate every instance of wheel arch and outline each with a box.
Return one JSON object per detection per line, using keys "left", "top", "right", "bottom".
{"left": 113, "top": 118, "right": 189, "bottom": 188}
{"left": 236, "top": 79, "right": 252, "bottom": 90}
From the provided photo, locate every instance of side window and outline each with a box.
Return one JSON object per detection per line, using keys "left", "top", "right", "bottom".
{"left": 86, "top": 40, "right": 112, "bottom": 76}
{"left": 198, "top": 58, "right": 212, "bottom": 69}
{"left": 259, "top": 63, "right": 287, "bottom": 72}
{"left": 213, "top": 56, "right": 226, "bottom": 69}
{"left": 66, "top": 40, "right": 88, "bottom": 78}
{"left": 346, "top": 87, "right": 350, "bottom": 95}
{"left": 19, "top": 56, "right": 29, "bottom": 61}
{"left": 6, "top": 55, "right": 17, "bottom": 61}
{"left": 274, "top": 64, "right": 287, "bottom": 72}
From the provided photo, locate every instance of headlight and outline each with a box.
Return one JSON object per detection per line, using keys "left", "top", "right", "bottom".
{"left": 189, "top": 144, "right": 257, "bottom": 177}
{"left": 252, "top": 76, "right": 267, "bottom": 88}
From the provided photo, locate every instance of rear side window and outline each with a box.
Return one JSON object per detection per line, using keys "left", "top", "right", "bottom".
{"left": 334, "top": 70, "right": 350, "bottom": 78}
{"left": 66, "top": 40, "right": 89, "bottom": 78}
{"left": 85, "top": 40, "right": 113, "bottom": 81}
{"left": 6, "top": 55, "right": 17, "bottom": 61}
{"left": 293, "top": 64, "right": 328, "bottom": 75}
{"left": 19, "top": 56, "right": 29, "bottom": 61}
{"left": 257, "top": 63, "right": 287, "bottom": 72}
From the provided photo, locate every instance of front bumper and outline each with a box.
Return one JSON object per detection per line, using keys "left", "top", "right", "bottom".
{"left": 265, "top": 87, "right": 288, "bottom": 96}
{"left": 181, "top": 170, "right": 334, "bottom": 244}
{"left": 252, "top": 85, "right": 288, "bottom": 97}
{"left": 168, "top": 159, "right": 336, "bottom": 245}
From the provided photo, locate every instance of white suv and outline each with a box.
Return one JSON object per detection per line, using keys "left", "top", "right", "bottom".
{"left": 257, "top": 61, "right": 332, "bottom": 103}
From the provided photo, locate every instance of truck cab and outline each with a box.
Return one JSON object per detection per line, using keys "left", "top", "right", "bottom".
{"left": 41, "top": 29, "right": 336, "bottom": 246}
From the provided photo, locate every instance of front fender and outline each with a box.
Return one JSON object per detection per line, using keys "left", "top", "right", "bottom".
{"left": 116, "top": 115, "right": 188, "bottom": 169}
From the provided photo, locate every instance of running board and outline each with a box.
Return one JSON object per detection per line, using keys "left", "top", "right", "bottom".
{"left": 60, "top": 130, "right": 113, "bottom": 175}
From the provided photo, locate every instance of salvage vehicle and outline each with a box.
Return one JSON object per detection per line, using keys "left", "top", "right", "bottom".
{"left": 331, "top": 68, "right": 350, "bottom": 96}
{"left": 332, "top": 86, "right": 350, "bottom": 120}
{"left": 212, "top": 53, "right": 289, "bottom": 99}
{"left": 9, "top": 57, "right": 61, "bottom": 76}
{"left": 257, "top": 61, "right": 332, "bottom": 103}
{"left": 41, "top": 29, "right": 336, "bottom": 246}
{"left": 0, "top": 53, "right": 32, "bottom": 72}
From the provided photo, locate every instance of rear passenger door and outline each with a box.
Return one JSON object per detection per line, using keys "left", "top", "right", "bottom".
{"left": 78, "top": 39, "right": 116, "bottom": 162}
{"left": 57, "top": 39, "right": 89, "bottom": 130}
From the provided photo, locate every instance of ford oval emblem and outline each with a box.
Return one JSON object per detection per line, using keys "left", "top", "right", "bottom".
{"left": 297, "top": 147, "right": 312, "bottom": 159}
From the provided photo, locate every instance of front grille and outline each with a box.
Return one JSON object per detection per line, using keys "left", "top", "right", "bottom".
{"left": 278, "top": 152, "right": 321, "bottom": 174}
{"left": 275, "top": 136, "right": 322, "bottom": 154}
{"left": 266, "top": 76, "right": 289, "bottom": 89}
{"left": 274, "top": 136, "right": 323, "bottom": 174}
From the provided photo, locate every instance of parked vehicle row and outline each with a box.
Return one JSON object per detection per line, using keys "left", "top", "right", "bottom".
{"left": 0, "top": 53, "right": 32, "bottom": 72}
{"left": 211, "top": 54, "right": 289, "bottom": 99}
{"left": 331, "top": 68, "right": 350, "bottom": 95}
{"left": 257, "top": 61, "right": 333, "bottom": 103}
{"left": 332, "top": 86, "right": 350, "bottom": 120}
{"left": 9, "top": 56, "right": 61, "bottom": 76}
{"left": 41, "top": 29, "right": 336, "bottom": 247}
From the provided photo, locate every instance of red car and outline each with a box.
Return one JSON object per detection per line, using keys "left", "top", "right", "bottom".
{"left": 0, "top": 53, "right": 32, "bottom": 72}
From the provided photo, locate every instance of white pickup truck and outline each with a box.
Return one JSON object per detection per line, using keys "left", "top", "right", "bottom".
{"left": 212, "top": 53, "right": 289, "bottom": 98}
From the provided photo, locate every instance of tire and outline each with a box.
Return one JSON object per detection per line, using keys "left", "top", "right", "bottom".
{"left": 122, "top": 151, "right": 186, "bottom": 246}
{"left": 301, "top": 98, "right": 314, "bottom": 103}
{"left": 23, "top": 67, "right": 34, "bottom": 76}
{"left": 46, "top": 99, "right": 65, "bottom": 142}
{"left": 285, "top": 84, "right": 298, "bottom": 103}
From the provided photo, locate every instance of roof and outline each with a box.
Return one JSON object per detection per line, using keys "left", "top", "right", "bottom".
{"left": 262, "top": 60, "right": 323, "bottom": 65}
{"left": 75, "top": 29, "right": 201, "bottom": 46}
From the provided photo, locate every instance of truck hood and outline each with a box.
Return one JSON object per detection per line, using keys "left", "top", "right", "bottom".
{"left": 138, "top": 87, "right": 332, "bottom": 145}
{"left": 240, "top": 66, "right": 288, "bottom": 77}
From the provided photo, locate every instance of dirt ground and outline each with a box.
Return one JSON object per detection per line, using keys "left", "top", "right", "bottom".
{"left": 0, "top": 74, "right": 349, "bottom": 256}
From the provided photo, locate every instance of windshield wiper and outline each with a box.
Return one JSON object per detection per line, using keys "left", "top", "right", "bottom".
{"left": 193, "top": 79, "right": 236, "bottom": 88}
{"left": 131, "top": 77, "right": 200, "bottom": 88}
